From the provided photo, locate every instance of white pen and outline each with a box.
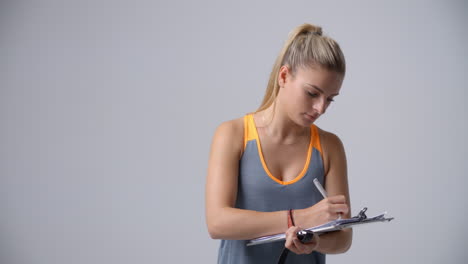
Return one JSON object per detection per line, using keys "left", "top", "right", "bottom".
{"left": 313, "top": 178, "right": 328, "bottom": 198}
{"left": 313, "top": 178, "right": 341, "bottom": 220}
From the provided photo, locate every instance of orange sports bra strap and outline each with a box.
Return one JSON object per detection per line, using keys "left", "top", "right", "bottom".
{"left": 244, "top": 113, "right": 258, "bottom": 149}
{"left": 311, "top": 124, "right": 323, "bottom": 154}
{"left": 243, "top": 114, "right": 249, "bottom": 151}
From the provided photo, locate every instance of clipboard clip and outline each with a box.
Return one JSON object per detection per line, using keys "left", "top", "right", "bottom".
{"left": 353, "top": 207, "right": 368, "bottom": 220}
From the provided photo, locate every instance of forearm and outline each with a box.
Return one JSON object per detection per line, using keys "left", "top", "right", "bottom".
{"left": 315, "top": 228, "right": 353, "bottom": 254}
{"left": 207, "top": 207, "right": 288, "bottom": 240}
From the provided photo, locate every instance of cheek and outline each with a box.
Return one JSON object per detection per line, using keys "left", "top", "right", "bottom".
{"left": 296, "top": 91, "right": 309, "bottom": 106}
{"left": 281, "top": 87, "right": 307, "bottom": 112}
{"left": 291, "top": 90, "right": 309, "bottom": 111}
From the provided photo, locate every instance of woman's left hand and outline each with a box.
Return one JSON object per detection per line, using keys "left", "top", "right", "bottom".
{"left": 284, "top": 226, "right": 320, "bottom": 255}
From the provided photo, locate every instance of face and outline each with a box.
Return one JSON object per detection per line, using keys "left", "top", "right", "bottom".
{"left": 277, "top": 65, "right": 343, "bottom": 126}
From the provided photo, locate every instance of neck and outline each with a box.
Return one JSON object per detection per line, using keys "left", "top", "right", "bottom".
{"left": 259, "top": 102, "right": 309, "bottom": 144}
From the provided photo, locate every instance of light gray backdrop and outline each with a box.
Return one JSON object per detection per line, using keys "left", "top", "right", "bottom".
{"left": 1, "top": 0, "right": 467, "bottom": 263}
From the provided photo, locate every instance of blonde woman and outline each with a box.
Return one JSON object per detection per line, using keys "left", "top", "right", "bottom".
{"left": 205, "top": 23, "right": 352, "bottom": 263}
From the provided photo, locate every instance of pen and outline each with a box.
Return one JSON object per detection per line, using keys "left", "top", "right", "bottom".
{"left": 313, "top": 178, "right": 341, "bottom": 220}
{"left": 313, "top": 178, "right": 328, "bottom": 198}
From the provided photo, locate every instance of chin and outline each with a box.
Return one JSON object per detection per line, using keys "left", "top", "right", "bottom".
{"left": 296, "top": 118, "right": 313, "bottom": 127}
{"left": 301, "top": 113, "right": 317, "bottom": 125}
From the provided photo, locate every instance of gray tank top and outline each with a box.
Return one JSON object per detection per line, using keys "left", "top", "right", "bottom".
{"left": 217, "top": 113, "right": 327, "bottom": 264}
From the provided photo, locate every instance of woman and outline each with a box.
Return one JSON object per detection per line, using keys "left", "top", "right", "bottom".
{"left": 205, "top": 23, "right": 352, "bottom": 263}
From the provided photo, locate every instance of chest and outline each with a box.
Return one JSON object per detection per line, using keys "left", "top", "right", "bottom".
{"left": 237, "top": 139, "right": 325, "bottom": 211}
{"left": 257, "top": 131, "right": 311, "bottom": 183}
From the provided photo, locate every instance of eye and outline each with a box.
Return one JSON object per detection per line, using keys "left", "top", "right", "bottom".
{"left": 307, "top": 91, "right": 336, "bottom": 102}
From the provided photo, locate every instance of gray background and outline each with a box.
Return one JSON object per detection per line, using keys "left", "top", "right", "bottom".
{"left": 1, "top": 0, "right": 467, "bottom": 263}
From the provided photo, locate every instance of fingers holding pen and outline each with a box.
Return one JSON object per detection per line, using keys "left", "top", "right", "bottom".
{"left": 323, "top": 196, "right": 349, "bottom": 213}
{"left": 326, "top": 194, "right": 346, "bottom": 203}
{"left": 328, "top": 202, "right": 349, "bottom": 214}
{"left": 306, "top": 196, "right": 349, "bottom": 223}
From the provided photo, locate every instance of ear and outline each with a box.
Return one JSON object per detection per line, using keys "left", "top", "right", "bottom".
{"left": 277, "top": 65, "right": 290, "bottom": 88}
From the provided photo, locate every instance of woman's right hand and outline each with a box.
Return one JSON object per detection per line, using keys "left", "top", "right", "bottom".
{"left": 299, "top": 195, "right": 349, "bottom": 228}
{"left": 284, "top": 226, "right": 319, "bottom": 255}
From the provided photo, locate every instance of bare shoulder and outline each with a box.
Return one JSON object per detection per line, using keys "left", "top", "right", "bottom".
{"left": 215, "top": 116, "right": 244, "bottom": 134}
{"left": 316, "top": 126, "right": 346, "bottom": 173}
{"left": 211, "top": 116, "right": 245, "bottom": 159}
{"left": 213, "top": 116, "right": 244, "bottom": 141}
{"left": 316, "top": 126, "right": 345, "bottom": 152}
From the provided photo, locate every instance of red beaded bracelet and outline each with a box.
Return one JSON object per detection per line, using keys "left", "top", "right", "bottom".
{"left": 287, "top": 209, "right": 295, "bottom": 228}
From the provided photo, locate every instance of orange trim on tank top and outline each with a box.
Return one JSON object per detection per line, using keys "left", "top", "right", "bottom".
{"left": 243, "top": 113, "right": 258, "bottom": 151}
{"left": 243, "top": 114, "right": 248, "bottom": 151}
{"left": 248, "top": 113, "right": 314, "bottom": 186}
{"left": 311, "top": 125, "right": 323, "bottom": 154}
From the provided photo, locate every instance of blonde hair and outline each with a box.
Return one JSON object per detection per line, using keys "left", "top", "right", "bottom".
{"left": 256, "top": 23, "right": 346, "bottom": 113}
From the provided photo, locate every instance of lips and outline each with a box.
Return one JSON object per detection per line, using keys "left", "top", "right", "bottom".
{"left": 305, "top": 113, "right": 318, "bottom": 121}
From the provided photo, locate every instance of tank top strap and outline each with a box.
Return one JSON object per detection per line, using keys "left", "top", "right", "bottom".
{"left": 243, "top": 113, "right": 258, "bottom": 151}
{"left": 243, "top": 112, "right": 324, "bottom": 154}
{"left": 311, "top": 124, "right": 324, "bottom": 158}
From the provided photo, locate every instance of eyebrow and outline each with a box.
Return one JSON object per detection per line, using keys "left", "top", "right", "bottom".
{"left": 305, "top": 83, "right": 339, "bottom": 96}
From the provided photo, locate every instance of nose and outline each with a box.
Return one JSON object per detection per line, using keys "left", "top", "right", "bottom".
{"left": 313, "top": 97, "right": 327, "bottom": 115}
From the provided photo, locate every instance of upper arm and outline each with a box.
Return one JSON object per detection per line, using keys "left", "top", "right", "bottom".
{"left": 320, "top": 129, "right": 351, "bottom": 218}
{"left": 205, "top": 119, "right": 243, "bottom": 225}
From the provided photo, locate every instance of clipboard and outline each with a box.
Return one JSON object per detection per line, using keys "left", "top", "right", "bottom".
{"left": 246, "top": 207, "right": 394, "bottom": 246}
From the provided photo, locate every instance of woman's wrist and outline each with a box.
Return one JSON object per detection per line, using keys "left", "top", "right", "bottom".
{"left": 287, "top": 209, "right": 295, "bottom": 228}
{"left": 291, "top": 208, "right": 305, "bottom": 228}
